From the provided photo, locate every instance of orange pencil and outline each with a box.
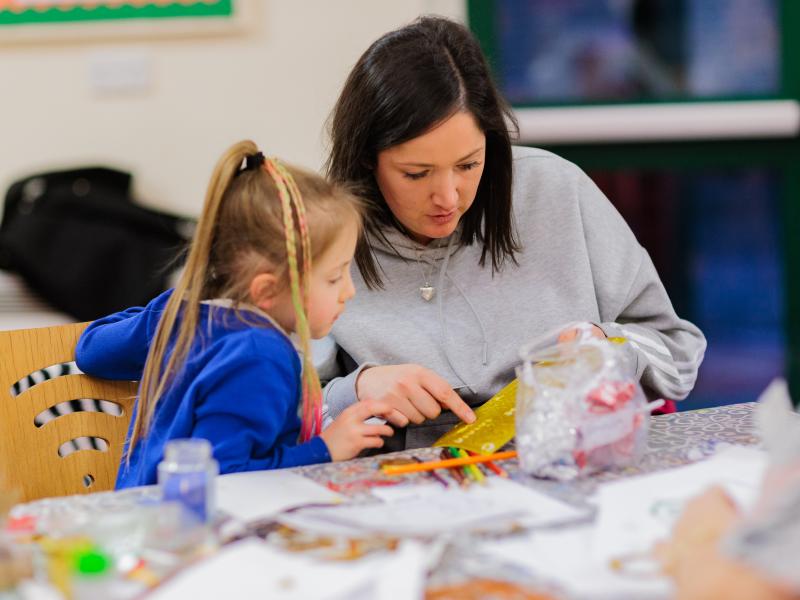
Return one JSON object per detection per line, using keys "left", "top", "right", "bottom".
{"left": 467, "top": 450, "right": 508, "bottom": 478}
{"left": 381, "top": 450, "right": 517, "bottom": 475}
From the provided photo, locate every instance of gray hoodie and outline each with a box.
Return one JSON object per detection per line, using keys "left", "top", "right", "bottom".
{"left": 321, "top": 146, "right": 706, "bottom": 448}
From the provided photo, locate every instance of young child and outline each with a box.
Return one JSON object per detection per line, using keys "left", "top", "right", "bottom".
{"left": 75, "top": 140, "right": 394, "bottom": 488}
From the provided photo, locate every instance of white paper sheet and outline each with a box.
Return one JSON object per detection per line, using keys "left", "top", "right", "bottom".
{"left": 373, "top": 540, "right": 429, "bottom": 600}
{"left": 480, "top": 526, "right": 672, "bottom": 600}
{"left": 592, "top": 445, "right": 767, "bottom": 562}
{"left": 279, "top": 477, "right": 586, "bottom": 537}
{"left": 216, "top": 469, "right": 342, "bottom": 523}
{"left": 146, "top": 539, "right": 377, "bottom": 600}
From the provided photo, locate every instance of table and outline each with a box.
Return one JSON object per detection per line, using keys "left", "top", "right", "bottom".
{"left": 9, "top": 403, "right": 760, "bottom": 599}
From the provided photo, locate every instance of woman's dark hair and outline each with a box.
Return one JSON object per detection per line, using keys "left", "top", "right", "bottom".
{"left": 326, "top": 15, "right": 520, "bottom": 289}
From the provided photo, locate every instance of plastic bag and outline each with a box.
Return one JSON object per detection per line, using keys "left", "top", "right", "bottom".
{"left": 515, "top": 323, "right": 649, "bottom": 480}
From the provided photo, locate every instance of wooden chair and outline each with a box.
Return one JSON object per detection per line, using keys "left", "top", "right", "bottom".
{"left": 0, "top": 323, "right": 137, "bottom": 502}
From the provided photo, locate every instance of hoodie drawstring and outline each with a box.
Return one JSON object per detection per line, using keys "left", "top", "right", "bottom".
{"left": 434, "top": 234, "right": 489, "bottom": 396}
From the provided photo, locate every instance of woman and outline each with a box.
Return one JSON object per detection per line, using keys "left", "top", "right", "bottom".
{"left": 321, "top": 16, "right": 706, "bottom": 449}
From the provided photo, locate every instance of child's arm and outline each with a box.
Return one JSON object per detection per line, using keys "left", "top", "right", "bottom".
{"left": 75, "top": 290, "right": 171, "bottom": 380}
{"left": 192, "top": 333, "right": 394, "bottom": 471}
{"left": 192, "top": 333, "right": 329, "bottom": 471}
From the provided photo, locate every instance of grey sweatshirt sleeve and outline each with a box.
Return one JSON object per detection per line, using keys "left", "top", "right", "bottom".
{"left": 575, "top": 165, "right": 707, "bottom": 400}
{"left": 317, "top": 339, "right": 376, "bottom": 427}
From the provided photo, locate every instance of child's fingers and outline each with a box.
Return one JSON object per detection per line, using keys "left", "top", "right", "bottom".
{"left": 704, "top": 485, "right": 737, "bottom": 507}
{"left": 652, "top": 541, "right": 675, "bottom": 575}
{"left": 360, "top": 436, "right": 385, "bottom": 449}
{"left": 362, "top": 424, "right": 394, "bottom": 438}
{"left": 354, "top": 399, "right": 393, "bottom": 420}
{"left": 385, "top": 409, "right": 410, "bottom": 427}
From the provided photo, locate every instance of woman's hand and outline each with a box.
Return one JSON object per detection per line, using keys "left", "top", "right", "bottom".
{"left": 320, "top": 399, "right": 395, "bottom": 461}
{"left": 356, "top": 364, "right": 477, "bottom": 427}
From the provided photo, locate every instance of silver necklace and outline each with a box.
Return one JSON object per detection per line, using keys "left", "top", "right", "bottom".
{"left": 415, "top": 248, "right": 440, "bottom": 301}
{"left": 417, "top": 259, "right": 435, "bottom": 301}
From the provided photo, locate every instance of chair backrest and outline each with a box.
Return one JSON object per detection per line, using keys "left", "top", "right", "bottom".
{"left": 0, "top": 322, "right": 137, "bottom": 502}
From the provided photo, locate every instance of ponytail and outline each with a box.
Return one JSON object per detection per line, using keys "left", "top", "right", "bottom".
{"left": 127, "top": 141, "right": 259, "bottom": 462}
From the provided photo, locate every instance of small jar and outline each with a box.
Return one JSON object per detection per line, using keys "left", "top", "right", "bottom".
{"left": 157, "top": 439, "right": 218, "bottom": 524}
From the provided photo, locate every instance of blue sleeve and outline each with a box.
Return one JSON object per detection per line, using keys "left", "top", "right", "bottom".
{"left": 75, "top": 290, "right": 172, "bottom": 380}
{"left": 191, "top": 333, "right": 331, "bottom": 472}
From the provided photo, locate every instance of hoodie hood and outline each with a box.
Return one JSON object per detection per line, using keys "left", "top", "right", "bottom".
{"left": 365, "top": 221, "right": 490, "bottom": 388}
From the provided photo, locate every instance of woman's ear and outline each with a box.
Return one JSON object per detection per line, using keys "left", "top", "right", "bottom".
{"left": 249, "top": 272, "right": 281, "bottom": 311}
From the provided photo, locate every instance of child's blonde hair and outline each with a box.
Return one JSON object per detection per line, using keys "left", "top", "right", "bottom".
{"left": 129, "top": 140, "right": 362, "bottom": 459}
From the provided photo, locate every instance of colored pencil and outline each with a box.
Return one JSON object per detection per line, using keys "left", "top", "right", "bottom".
{"left": 440, "top": 448, "right": 468, "bottom": 487}
{"left": 453, "top": 448, "right": 485, "bottom": 483}
{"left": 467, "top": 450, "right": 508, "bottom": 478}
{"left": 413, "top": 456, "right": 449, "bottom": 487}
{"left": 442, "top": 447, "right": 466, "bottom": 482}
{"left": 447, "top": 447, "right": 474, "bottom": 482}
{"left": 381, "top": 450, "right": 517, "bottom": 475}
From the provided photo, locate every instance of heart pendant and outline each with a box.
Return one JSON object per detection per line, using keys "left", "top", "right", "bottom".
{"left": 420, "top": 286, "right": 435, "bottom": 301}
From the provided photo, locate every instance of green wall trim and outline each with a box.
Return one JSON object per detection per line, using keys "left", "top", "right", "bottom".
{"left": 467, "top": 0, "right": 498, "bottom": 81}
{"left": 782, "top": 169, "right": 800, "bottom": 407}
{"left": 781, "top": 0, "right": 800, "bottom": 100}
{"left": 0, "top": 1, "right": 232, "bottom": 26}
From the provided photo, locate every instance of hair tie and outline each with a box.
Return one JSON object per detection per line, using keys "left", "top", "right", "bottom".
{"left": 244, "top": 151, "right": 265, "bottom": 171}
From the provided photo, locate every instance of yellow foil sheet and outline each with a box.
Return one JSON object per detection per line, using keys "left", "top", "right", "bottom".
{"left": 433, "top": 379, "right": 518, "bottom": 455}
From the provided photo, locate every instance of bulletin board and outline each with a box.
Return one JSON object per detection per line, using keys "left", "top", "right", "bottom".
{"left": 0, "top": 0, "right": 247, "bottom": 42}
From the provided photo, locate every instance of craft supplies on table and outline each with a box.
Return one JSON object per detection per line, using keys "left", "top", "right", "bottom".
{"left": 381, "top": 450, "right": 517, "bottom": 476}
{"left": 158, "top": 439, "right": 219, "bottom": 524}
{"left": 515, "top": 325, "right": 649, "bottom": 480}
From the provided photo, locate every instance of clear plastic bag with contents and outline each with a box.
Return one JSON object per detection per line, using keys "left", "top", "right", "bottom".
{"left": 515, "top": 323, "right": 649, "bottom": 481}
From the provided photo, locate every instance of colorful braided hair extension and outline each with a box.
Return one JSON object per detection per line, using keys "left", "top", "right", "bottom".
{"left": 262, "top": 156, "right": 322, "bottom": 441}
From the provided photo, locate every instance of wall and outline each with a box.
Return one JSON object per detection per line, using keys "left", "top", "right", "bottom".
{"left": 0, "top": 0, "right": 465, "bottom": 218}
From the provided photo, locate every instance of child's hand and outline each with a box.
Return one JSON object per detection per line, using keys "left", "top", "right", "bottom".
{"left": 655, "top": 486, "right": 740, "bottom": 577}
{"left": 320, "top": 400, "right": 395, "bottom": 461}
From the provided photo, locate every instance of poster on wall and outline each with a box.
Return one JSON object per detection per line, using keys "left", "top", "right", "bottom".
{"left": 0, "top": 0, "right": 243, "bottom": 41}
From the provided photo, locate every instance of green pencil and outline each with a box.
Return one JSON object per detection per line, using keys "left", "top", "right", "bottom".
{"left": 449, "top": 447, "right": 485, "bottom": 483}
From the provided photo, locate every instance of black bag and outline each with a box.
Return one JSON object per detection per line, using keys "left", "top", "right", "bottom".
{"left": 0, "top": 167, "right": 194, "bottom": 321}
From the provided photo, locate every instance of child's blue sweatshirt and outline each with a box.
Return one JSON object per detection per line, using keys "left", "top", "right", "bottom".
{"left": 75, "top": 289, "right": 331, "bottom": 488}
